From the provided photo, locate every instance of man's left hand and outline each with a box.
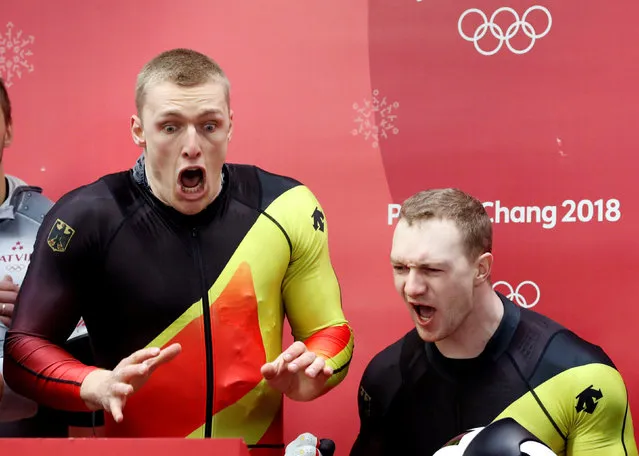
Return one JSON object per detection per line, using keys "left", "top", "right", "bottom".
{"left": 260, "top": 341, "right": 332, "bottom": 402}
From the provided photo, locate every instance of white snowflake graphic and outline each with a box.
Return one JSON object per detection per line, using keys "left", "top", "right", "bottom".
{"left": 352, "top": 89, "right": 399, "bottom": 148}
{"left": 0, "top": 22, "right": 35, "bottom": 87}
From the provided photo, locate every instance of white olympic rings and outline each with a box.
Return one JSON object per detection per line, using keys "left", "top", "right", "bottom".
{"left": 493, "top": 280, "right": 540, "bottom": 308}
{"left": 5, "top": 264, "right": 25, "bottom": 272}
{"left": 458, "top": 5, "right": 552, "bottom": 56}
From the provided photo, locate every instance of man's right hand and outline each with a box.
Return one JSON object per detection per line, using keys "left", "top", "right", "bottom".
{"left": 79, "top": 343, "right": 182, "bottom": 423}
{"left": 0, "top": 275, "right": 19, "bottom": 327}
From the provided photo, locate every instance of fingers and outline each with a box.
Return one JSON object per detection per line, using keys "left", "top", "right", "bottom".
{"left": 144, "top": 343, "right": 182, "bottom": 371}
{"left": 108, "top": 396, "right": 124, "bottom": 423}
{"left": 95, "top": 345, "right": 180, "bottom": 425}
{"left": 303, "top": 356, "right": 332, "bottom": 378}
{"left": 115, "top": 344, "right": 182, "bottom": 384}
{"left": 284, "top": 345, "right": 334, "bottom": 378}
{"left": 119, "top": 346, "right": 161, "bottom": 368}
{"left": 80, "top": 369, "right": 134, "bottom": 422}
{"left": 116, "top": 363, "right": 150, "bottom": 384}
{"left": 0, "top": 303, "right": 14, "bottom": 318}
{"left": 322, "top": 363, "right": 334, "bottom": 377}
{"left": 0, "top": 276, "right": 18, "bottom": 292}
{"left": 0, "top": 290, "right": 18, "bottom": 304}
{"left": 288, "top": 350, "right": 317, "bottom": 373}
{"left": 265, "top": 341, "right": 310, "bottom": 375}
{"left": 281, "top": 341, "right": 307, "bottom": 363}
{"left": 111, "top": 382, "right": 134, "bottom": 397}
{"left": 260, "top": 362, "right": 278, "bottom": 380}
{"left": 261, "top": 353, "right": 289, "bottom": 380}
{"left": 0, "top": 302, "right": 14, "bottom": 327}
{"left": 263, "top": 342, "right": 327, "bottom": 377}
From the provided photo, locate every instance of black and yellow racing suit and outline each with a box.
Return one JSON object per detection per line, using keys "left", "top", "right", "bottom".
{"left": 3, "top": 161, "right": 354, "bottom": 455}
{"left": 351, "top": 293, "right": 636, "bottom": 456}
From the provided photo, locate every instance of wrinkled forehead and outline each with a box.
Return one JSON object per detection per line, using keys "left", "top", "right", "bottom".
{"left": 141, "top": 79, "right": 229, "bottom": 118}
{"left": 391, "top": 218, "right": 466, "bottom": 264}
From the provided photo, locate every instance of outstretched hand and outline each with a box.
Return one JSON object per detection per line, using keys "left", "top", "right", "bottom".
{"left": 80, "top": 343, "right": 182, "bottom": 422}
{"left": 261, "top": 341, "right": 332, "bottom": 402}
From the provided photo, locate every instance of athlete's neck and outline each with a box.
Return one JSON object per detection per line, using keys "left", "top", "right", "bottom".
{"left": 435, "top": 286, "right": 504, "bottom": 359}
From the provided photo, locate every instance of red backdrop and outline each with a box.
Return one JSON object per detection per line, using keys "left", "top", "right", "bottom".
{"left": 2, "top": 1, "right": 638, "bottom": 454}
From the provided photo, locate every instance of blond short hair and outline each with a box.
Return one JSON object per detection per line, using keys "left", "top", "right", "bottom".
{"left": 400, "top": 188, "right": 492, "bottom": 260}
{"left": 135, "top": 48, "right": 230, "bottom": 115}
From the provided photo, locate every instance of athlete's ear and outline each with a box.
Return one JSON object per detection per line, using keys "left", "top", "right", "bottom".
{"left": 474, "top": 252, "right": 493, "bottom": 286}
{"left": 131, "top": 115, "right": 145, "bottom": 148}
{"left": 227, "top": 109, "right": 234, "bottom": 143}
{"left": 3, "top": 121, "right": 12, "bottom": 147}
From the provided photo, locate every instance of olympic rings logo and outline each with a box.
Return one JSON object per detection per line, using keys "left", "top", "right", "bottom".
{"left": 5, "top": 264, "right": 26, "bottom": 272}
{"left": 492, "top": 280, "right": 540, "bottom": 308}
{"left": 458, "top": 6, "right": 552, "bottom": 56}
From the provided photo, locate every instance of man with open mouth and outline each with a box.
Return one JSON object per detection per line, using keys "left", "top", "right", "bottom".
{"left": 349, "top": 188, "right": 636, "bottom": 456}
{"left": 3, "top": 48, "right": 354, "bottom": 455}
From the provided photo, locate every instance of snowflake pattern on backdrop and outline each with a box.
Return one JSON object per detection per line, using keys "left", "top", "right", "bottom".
{"left": 352, "top": 89, "right": 399, "bottom": 148}
{"left": 0, "top": 22, "right": 35, "bottom": 87}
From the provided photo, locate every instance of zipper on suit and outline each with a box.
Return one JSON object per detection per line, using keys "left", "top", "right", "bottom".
{"left": 192, "top": 227, "right": 215, "bottom": 438}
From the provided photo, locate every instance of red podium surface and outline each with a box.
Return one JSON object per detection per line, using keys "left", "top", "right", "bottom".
{"left": 0, "top": 438, "right": 251, "bottom": 456}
